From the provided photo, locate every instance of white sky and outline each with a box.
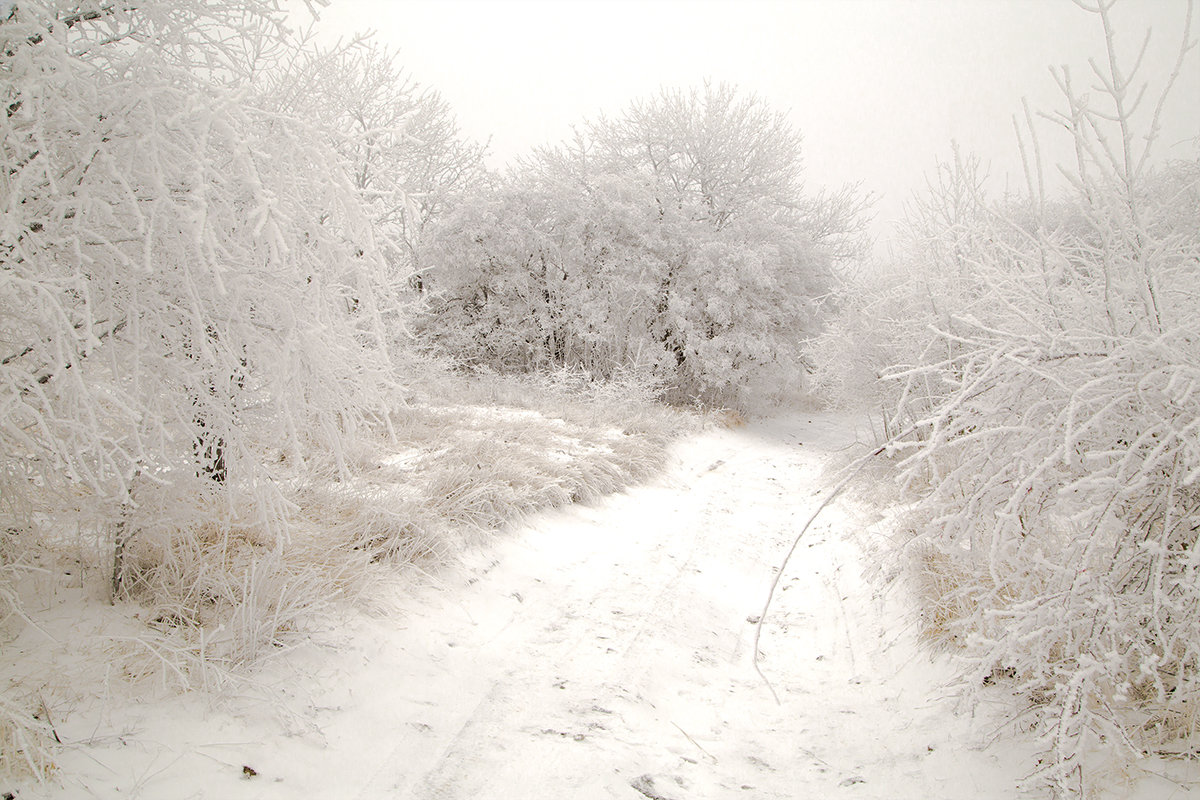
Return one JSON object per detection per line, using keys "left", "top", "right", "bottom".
{"left": 302, "top": 0, "right": 1200, "bottom": 252}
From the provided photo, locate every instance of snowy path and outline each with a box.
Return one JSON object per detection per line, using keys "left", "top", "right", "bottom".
{"left": 33, "top": 414, "right": 1034, "bottom": 799}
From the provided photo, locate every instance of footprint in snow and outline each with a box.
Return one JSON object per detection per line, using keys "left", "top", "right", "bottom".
{"left": 630, "top": 774, "right": 683, "bottom": 800}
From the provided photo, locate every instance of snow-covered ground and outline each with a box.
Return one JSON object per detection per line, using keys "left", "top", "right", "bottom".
{"left": 12, "top": 413, "right": 1191, "bottom": 799}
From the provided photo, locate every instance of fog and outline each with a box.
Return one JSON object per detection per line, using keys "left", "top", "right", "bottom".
{"left": 307, "top": 0, "right": 1200, "bottom": 252}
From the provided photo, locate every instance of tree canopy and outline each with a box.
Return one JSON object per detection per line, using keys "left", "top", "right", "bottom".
{"left": 416, "top": 82, "right": 866, "bottom": 408}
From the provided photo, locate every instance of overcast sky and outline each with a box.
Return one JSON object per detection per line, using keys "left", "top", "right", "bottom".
{"left": 303, "top": 0, "right": 1200, "bottom": 253}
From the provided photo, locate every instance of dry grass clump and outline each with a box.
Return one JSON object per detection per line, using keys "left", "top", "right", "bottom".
{"left": 904, "top": 542, "right": 981, "bottom": 651}
{"left": 307, "top": 368, "right": 692, "bottom": 562}
{"left": 698, "top": 406, "right": 746, "bottom": 429}
{"left": 0, "top": 692, "right": 57, "bottom": 785}
{"left": 1, "top": 559, "right": 58, "bottom": 784}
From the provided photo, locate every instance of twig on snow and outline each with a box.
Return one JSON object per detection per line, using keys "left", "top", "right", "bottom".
{"left": 671, "top": 721, "right": 717, "bottom": 763}
{"left": 752, "top": 424, "right": 918, "bottom": 703}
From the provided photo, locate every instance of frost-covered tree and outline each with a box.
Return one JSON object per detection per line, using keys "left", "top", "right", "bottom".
{"left": 0, "top": 1, "right": 395, "bottom": 594}
{"left": 262, "top": 41, "right": 488, "bottom": 280}
{"left": 807, "top": 148, "right": 996, "bottom": 434}
{"left": 809, "top": 1, "right": 1200, "bottom": 792}
{"left": 414, "top": 184, "right": 560, "bottom": 371}
{"left": 418, "top": 83, "right": 865, "bottom": 408}
{"left": 583, "top": 82, "right": 805, "bottom": 228}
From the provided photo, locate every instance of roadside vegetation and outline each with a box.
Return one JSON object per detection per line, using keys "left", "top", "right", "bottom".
{"left": 2, "top": 0, "right": 1196, "bottom": 796}
{"left": 809, "top": 1, "right": 1199, "bottom": 794}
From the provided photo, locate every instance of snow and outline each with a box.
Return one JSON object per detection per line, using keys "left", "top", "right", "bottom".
{"left": 9, "top": 413, "right": 1190, "bottom": 798}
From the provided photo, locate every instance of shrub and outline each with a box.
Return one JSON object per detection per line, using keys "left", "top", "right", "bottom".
{"left": 814, "top": 1, "right": 1200, "bottom": 792}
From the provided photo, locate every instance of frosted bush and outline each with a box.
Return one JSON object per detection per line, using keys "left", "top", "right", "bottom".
{"left": 415, "top": 83, "right": 867, "bottom": 410}
{"left": 0, "top": 1, "right": 396, "bottom": 651}
{"left": 808, "top": 1, "right": 1200, "bottom": 792}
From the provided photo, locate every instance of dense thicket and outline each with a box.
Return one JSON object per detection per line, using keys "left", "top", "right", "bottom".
{"left": 0, "top": 1, "right": 399, "bottom": 599}
{"left": 415, "top": 83, "right": 866, "bottom": 409}
{"left": 810, "top": 2, "right": 1200, "bottom": 792}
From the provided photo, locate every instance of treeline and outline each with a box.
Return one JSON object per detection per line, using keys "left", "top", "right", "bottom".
{"left": 1, "top": 2, "right": 860, "bottom": 544}
{"left": 0, "top": 0, "right": 855, "bottom": 664}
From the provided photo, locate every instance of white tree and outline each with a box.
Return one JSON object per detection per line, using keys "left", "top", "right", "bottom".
{"left": 0, "top": 1, "right": 395, "bottom": 601}
{"left": 417, "top": 83, "right": 865, "bottom": 409}
{"left": 261, "top": 41, "right": 488, "bottom": 282}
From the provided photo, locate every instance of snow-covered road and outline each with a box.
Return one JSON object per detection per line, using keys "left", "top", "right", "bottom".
{"left": 30, "top": 414, "right": 1038, "bottom": 799}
